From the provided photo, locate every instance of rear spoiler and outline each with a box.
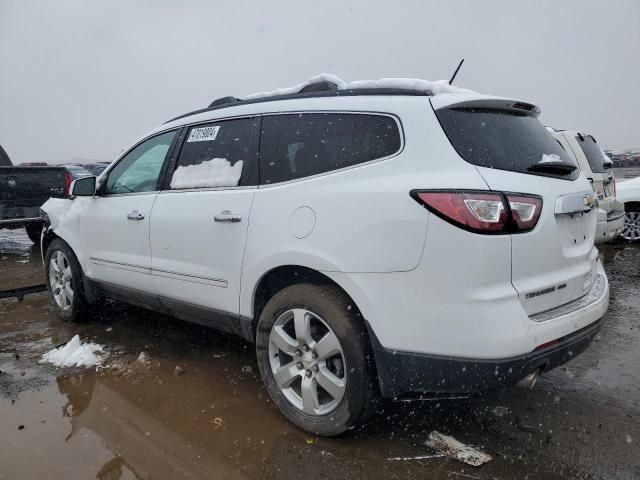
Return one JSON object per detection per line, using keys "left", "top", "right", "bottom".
{"left": 430, "top": 94, "right": 541, "bottom": 116}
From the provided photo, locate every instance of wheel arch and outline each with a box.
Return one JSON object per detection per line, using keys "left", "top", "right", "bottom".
{"left": 250, "top": 265, "right": 364, "bottom": 336}
{"left": 624, "top": 201, "right": 640, "bottom": 212}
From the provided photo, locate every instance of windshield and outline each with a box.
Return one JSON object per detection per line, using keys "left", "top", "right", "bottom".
{"left": 435, "top": 108, "right": 578, "bottom": 179}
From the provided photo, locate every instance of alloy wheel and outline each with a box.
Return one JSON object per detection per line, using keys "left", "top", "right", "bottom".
{"left": 49, "top": 250, "right": 74, "bottom": 310}
{"left": 268, "top": 308, "right": 347, "bottom": 416}
{"left": 621, "top": 211, "right": 640, "bottom": 241}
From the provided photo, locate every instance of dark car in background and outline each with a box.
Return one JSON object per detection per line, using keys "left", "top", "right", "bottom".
{"left": 78, "top": 163, "right": 110, "bottom": 176}
{"left": 0, "top": 145, "right": 91, "bottom": 243}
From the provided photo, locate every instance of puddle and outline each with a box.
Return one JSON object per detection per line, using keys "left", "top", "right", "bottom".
{"left": 0, "top": 230, "right": 639, "bottom": 479}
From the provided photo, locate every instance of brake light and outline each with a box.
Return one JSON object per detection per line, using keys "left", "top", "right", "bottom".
{"left": 63, "top": 172, "right": 73, "bottom": 197}
{"left": 507, "top": 195, "right": 543, "bottom": 231}
{"left": 411, "top": 190, "right": 542, "bottom": 234}
{"left": 612, "top": 175, "right": 616, "bottom": 197}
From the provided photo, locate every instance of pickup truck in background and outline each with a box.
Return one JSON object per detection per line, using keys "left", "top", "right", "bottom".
{"left": 0, "top": 145, "right": 91, "bottom": 243}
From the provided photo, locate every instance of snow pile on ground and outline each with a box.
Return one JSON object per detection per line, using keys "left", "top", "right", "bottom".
{"left": 40, "top": 335, "right": 104, "bottom": 368}
{"left": 170, "top": 158, "right": 243, "bottom": 189}
{"left": 244, "top": 73, "right": 475, "bottom": 100}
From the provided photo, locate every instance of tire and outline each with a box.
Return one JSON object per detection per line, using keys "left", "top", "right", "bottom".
{"left": 24, "top": 223, "right": 43, "bottom": 245}
{"left": 44, "top": 238, "right": 91, "bottom": 322}
{"left": 256, "top": 283, "right": 377, "bottom": 436}
{"left": 621, "top": 204, "right": 640, "bottom": 242}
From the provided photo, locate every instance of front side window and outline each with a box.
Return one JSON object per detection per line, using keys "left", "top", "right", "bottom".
{"left": 169, "top": 118, "right": 258, "bottom": 189}
{"left": 260, "top": 113, "right": 401, "bottom": 184}
{"left": 105, "top": 130, "right": 177, "bottom": 195}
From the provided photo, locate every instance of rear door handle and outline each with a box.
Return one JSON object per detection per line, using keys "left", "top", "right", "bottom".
{"left": 127, "top": 210, "right": 145, "bottom": 220}
{"left": 214, "top": 210, "right": 242, "bottom": 223}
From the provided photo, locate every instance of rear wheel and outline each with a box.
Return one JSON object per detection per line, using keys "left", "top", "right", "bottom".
{"left": 621, "top": 204, "right": 640, "bottom": 242}
{"left": 24, "top": 223, "right": 43, "bottom": 245}
{"left": 45, "top": 238, "right": 91, "bottom": 322}
{"left": 256, "top": 283, "right": 377, "bottom": 436}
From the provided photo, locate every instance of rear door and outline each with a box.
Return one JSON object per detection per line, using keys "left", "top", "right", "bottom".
{"left": 150, "top": 117, "right": 259, "bottom": 329}
{"left": 432, "top": 99, "right": 598, "bottom": 315}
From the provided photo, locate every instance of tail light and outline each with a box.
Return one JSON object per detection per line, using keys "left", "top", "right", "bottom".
{"left": 612, "top": 175, "right": 617, "bottom": 197}
{"left": 63, "top": 172, "right": 73, "bottom": 197}
{"left": 411, "top": 190, "right": 542, "bottom": 234}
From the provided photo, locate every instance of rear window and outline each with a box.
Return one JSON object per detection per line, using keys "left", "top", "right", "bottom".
{"left": 576, "top": 135, "right": 606, "bottom": 173}
{"left": 260, "top": 113, "right": 401, "bottom": 184}
{"left": 436, "top": 108, "right": 577, "bottom": 178}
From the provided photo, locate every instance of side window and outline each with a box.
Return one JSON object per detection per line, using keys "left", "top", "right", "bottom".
{"left": 169, "top": 118, "right": 258, "bottom": 189}
{"left": 105, "top": 131, "right": 177, "bottom": 195}
{"left": 260, "top": 113, "right": 401, "bottom": 184}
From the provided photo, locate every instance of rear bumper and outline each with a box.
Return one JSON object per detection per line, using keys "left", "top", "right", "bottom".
{"left": 595, "top": 208, "right": 625, "bottom": 244}
{"left": 369, "top": 316, "right": 604, "bottom": 398}
{"left": 0, "top": 216, "right": 43, "bottom": 228}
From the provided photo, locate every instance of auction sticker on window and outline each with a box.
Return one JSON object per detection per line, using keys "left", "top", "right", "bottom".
{"left": 187, "top": 126, "right": 220, "bottom": 142}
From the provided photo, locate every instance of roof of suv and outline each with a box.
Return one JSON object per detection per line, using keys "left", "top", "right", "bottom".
{"left": 166, "top": 87, "right": 431, "bottom": 124}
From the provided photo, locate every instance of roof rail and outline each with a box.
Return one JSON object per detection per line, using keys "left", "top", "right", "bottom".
{"left": 208, "top": 96, "right": 239, "bottom": 108}
{"left": 165, "top": 87, "right": 430, "bottom": 124}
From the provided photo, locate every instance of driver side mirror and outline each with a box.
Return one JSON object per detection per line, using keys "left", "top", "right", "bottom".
{"left": 70, "top": 176, "right": 97, "bottom": 197}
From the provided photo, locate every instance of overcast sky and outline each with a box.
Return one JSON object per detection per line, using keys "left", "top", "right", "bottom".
{"left": 1, "top": 0, "right": 639, "bottom": 164}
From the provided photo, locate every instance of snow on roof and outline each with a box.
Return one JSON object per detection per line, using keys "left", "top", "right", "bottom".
{"left": 244, "top": 73, "right": 475, "bottom": 100}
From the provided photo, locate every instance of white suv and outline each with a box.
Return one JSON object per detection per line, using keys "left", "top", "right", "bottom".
{"left": 551, "top": 129, "right": 625, "bottom": 244}
{"left": 41, "top": 79, "right": 609, "bottom": 435}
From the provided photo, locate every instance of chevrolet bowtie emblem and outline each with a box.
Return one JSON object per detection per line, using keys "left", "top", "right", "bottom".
{"left": 583, "top": 193, "right": 598, "bottom": 209}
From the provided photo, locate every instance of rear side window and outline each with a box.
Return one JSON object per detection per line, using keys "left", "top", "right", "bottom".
{"left": 260, "top": 113, "right": 401, "bottom": 184}
{"left": 170, "top": 117, "right": 258, "bottom": 189}
{"left": 576, "top": 135, "right": 606, "bottom": 173}
{"left": 436, "top": 108, "right": 577, "bottom": 179}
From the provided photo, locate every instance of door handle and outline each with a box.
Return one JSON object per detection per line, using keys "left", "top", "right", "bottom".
{"left": 214, "top": 210, "right": 242, "bottom": 223}
{"left": 127, "top": 210, "right": 145, "bottom": 220}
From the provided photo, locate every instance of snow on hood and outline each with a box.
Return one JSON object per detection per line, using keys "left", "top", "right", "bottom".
{"left": 170, "top": 158, "right": 243, "bottom": 189}
{"left": 40, "top": 335, "right": 105, "bottom": 368}
{"left": 244, "top": 73, "right": 475, "bottom": 100}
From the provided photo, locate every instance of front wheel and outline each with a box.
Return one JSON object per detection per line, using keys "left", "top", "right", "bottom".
{"left": 256, "top": 283, "right": 377, "bottom": 436}
{"left": 44, "top": 238, "right": 90, "bottom": 322}
{"left": 620, "top": 204, "right": 640, "bottom": 242}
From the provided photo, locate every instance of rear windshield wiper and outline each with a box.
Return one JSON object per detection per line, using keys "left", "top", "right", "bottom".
{"left": 527, "top": 161, "right": 577, "bottom": 175}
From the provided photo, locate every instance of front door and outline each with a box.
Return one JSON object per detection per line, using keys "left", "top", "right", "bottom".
{"left": 150, "top": 117, "right": 259, "bottom": 330}
{"left": 81, "top": 130, "right": 178, "bottom": 297}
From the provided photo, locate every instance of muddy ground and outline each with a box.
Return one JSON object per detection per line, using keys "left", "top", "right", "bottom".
{"left": 0, "top": 228, "right": 638, "bottom": 480}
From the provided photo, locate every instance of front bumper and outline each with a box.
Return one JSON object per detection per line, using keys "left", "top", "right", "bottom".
{"left": 368, "top": 317, "right": 603, "bottom": 398}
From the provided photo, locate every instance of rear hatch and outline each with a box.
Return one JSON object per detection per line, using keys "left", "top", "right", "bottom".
{"left": 431, "top": 95, "right": 598, "bottom": 315}
{"left": 574, "top": 134, "right": 615, "bottom": 211}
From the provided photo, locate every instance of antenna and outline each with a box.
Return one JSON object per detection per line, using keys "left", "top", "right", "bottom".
{"left": 449, "top": 58, "right": 464, "bottom": 85}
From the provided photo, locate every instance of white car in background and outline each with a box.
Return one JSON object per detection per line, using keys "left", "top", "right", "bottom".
{"left": 615, "top": 177, "right": 640, "bottom": 241}
{"left": 40, "top": 76, "right": 609, "bottom": 435}
{"left": 551, "top": 130, "right": 625, "bottom": 244}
